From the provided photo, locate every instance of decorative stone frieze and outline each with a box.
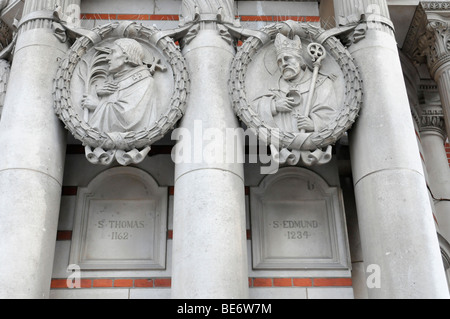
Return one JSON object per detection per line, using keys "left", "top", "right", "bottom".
{"left": 53, "top": 21, "right": 189, "bottom": 165}
{"left": 421, "top": 1, "right": 450, "bottom": 11}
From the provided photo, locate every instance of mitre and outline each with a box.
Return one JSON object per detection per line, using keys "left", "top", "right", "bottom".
{"left": 274, "top": 33, "right": 303, "bottom": 57}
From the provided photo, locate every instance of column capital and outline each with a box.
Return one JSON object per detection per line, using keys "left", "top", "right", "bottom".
{"left": 180, "top": 0, "right": 236, "bottom": 25}
{"left": 17, "top": 0, "right": 80, "bottom": 35}
{"left": 419, "top": 104, "right": 447, "bottom": 139}
{"left": 403, "top": 3, "right": 450, "bottom": 79}
{"left": 333, "top": 0, "right": 395, "bottom": 44}
{"left": 417, "top": 81, "right": 447, "bottom": 138}
{"left": 420, "top": 16, "right": 450, "bottom": 78}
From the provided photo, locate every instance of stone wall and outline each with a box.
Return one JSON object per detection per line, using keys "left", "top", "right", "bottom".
{"left": 46, "top": 0, "right": 365, "bottom": 300}
{"left": 50, "top": 153, "right": 356, "bottom": 299}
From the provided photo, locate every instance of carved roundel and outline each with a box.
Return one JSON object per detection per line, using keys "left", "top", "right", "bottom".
{"left": 229, "top": 22, "right": 363, "bottom": 165}
{"left": 53, "top": 22, "right": 189, "bottom": 165}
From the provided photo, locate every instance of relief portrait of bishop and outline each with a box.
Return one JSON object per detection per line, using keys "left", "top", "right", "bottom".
{"left": 253, "top": 33, "right": 337, "bottom": 151}
{"left": 82, "top": 38, "right": 157, "bottom": 133}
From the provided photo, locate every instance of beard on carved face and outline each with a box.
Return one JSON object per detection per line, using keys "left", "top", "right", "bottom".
{"left": 282, "top": 67, "right": 297, "bottom": 80}
{"left": 281, "top": 62, "right": 307, "bottom": 81}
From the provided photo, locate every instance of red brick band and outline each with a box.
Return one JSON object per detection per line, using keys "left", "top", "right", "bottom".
{"left": 52, "top": 277, "right": 351, "bottom": 289}
{"left": 80, "top": 13, "right": 320, "bottom": 22}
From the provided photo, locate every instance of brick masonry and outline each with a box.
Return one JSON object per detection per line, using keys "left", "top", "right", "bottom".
{"left": 51, "top": 277, "right": 351, "bottom": 289}
{"left": 51, "top": 278, "right": 171, "bottom": 289}
{"left": 80, "top": 13, "right": 320, "bottom": 22}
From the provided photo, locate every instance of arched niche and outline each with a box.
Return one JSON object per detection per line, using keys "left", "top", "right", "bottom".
{"left": 250, "top": 167, "right": 350, "bottom": 270}
{"left": 69, "top": 167, "right": 168, "bottom": 270}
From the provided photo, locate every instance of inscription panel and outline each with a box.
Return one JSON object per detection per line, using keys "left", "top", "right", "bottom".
{"left": 70, "top": 168, "right": 167, "bottom": 270}
{"left": 251, "top": 168, "right": 350, "bottom": 270}
{"left": 264, "top": 200, "right": 333, "bottom": 260}
{"left": 84, "top": 200, "right": 156, "bottom": 261}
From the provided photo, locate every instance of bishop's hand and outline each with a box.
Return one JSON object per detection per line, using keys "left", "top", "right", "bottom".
{"left": 81, "top": 94, "right": 99, "bottom": 111}
{"left": 275, "top": 96, "right": 295, "bottom": 113}
{"left": 297, "top": 115, "right": 314, "bottom": 132}
{"left": 97, "top": 81, "right": 119, "bottom": 97}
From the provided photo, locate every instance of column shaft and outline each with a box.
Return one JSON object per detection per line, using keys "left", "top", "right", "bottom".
{"left": 435, "top": 69, "right": 450, "bottom": 138}
{"left": 0, "top": 0, "right": 79, "bottom": 298}
{"left": 171, "top": 17, "right": 248, "bottom": 298}
{"left": 422, "top": 132, "right": 450, "bottom": 241}
{"left": 335, "top": 0, "right": 449, "bottom": 298}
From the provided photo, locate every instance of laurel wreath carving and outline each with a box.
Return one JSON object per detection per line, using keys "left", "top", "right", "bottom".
{"left": 229, "top": 22, "right": 363, "bottom": 150}
{"left": 53, "top": 22, "right": 189, "bottom": 154}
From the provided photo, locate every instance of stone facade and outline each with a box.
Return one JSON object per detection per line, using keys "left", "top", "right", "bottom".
{"left": 0, "top": 0, "right": 449, "bottom": 300}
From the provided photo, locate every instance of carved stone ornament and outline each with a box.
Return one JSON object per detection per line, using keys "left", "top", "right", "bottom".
{"left": 230, "top": 22, "right": 363, "bottom": 166}
{"left": 53, "top": 21, "right": 189, "bottom": 165}
{"left": 0, "top": 59, "right": 10, "bottom": 120}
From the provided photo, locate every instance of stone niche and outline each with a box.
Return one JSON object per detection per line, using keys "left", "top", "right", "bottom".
{"left": 250, "top": 167, "right": 350, "bottom": 270}
{"left": 69, "top": 167, "right": 168, "bottom": 270}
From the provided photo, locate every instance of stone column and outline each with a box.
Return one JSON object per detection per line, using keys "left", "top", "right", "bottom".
{"left": 419, "top": 101, "right": 450, "bottom": 243}
{"left": 171, "top": 0, "right": 249, "bottom": 298}
{"left": 334, "top": 0, "right": 449, "bottom": 298}
{"left": 418, "top": 9, "right": 450, "bottom": 140}
{"left": 0, "top": 0, "right": 80, "bottom": 298}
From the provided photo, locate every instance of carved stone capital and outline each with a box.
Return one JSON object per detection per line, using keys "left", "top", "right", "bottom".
{"left": 17, "top": 0, "right": 80, "bottom": 35}
{"left": 417, "top": 80, "right": 447, "bottom": 138}
{"left": 178, "top": 0, "right": 241, "bottom": 46}
{"left": 180, "top": 0, "right": 236, "bottom": 26}
{"left": 333, "top": 0, "right": 395, "bottom": 45}
{"left": 419, "top": 17, "right": 450, "bottom": 78}
{"left": 419, "top": 105, "right": 447, "bottom": 138}
{"left": 403, "top": 3, "right": 450, "bottom": 79}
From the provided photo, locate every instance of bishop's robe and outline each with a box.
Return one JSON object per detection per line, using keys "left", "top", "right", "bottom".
{"left": 253, "top": 70, "right": 337, "bottom": 151}
{"left": 89, "top": 65, "right": 157, "bottom": 133}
